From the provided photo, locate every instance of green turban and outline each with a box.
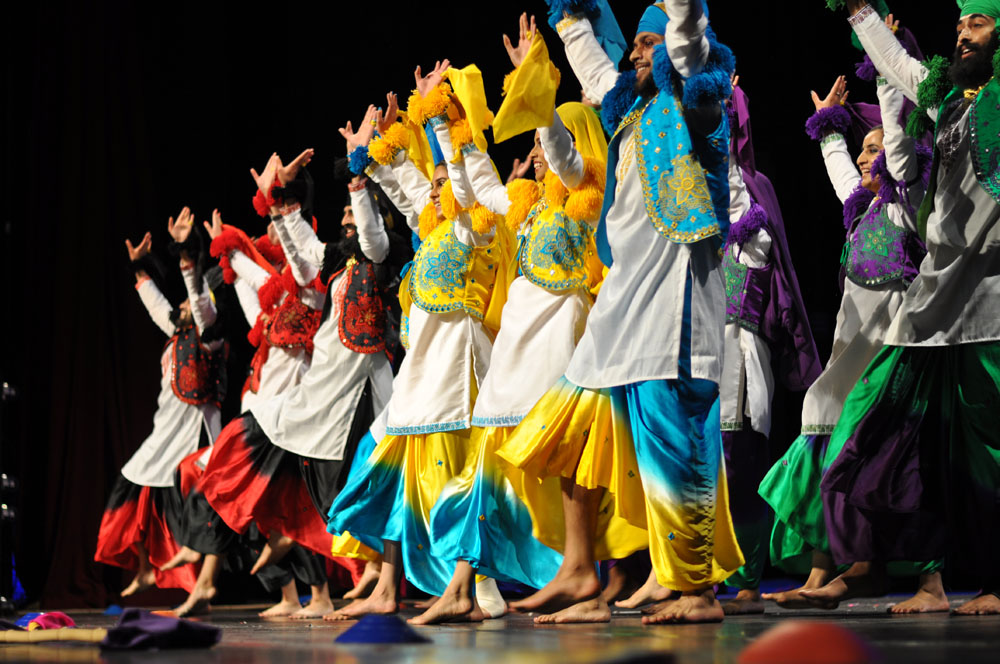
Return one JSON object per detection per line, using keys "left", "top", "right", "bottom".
{"left": 957, "top": 0, "right": 1000, "bottom": 19}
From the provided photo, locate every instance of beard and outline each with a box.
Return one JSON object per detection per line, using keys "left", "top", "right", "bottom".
{"left": 633, "top": 70, "right": 658, "bottom": 98}
{"left": 949, "top": 32, "right": 999, "bottom": 89}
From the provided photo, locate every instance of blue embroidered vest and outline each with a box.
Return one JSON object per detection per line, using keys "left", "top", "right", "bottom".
{"left": 597, "top": 90, "right": 730, "bottom": 266}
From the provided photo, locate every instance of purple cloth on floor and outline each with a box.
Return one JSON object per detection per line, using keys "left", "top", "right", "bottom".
{"left": 730, "top": 86, "right": 823, "bottom": 392}
{"left": 99, "top": 609, "right": 221, "bottom": 651}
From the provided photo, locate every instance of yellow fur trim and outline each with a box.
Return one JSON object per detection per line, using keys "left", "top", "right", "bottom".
{"left": 504, "top": 179, "right": 543, "bottom": 231}
{"left": 470, "top": 203, "right": 501, "bottom": 234}
{"left": 405, "top": 82, "right": 452, "bottom": 126}
{"left": 564, "top": 157, "right": 606, "bottom": 223}
{"left": 418, "top": 201, "right": 442, "bottom": 240}
{"left": 542, "top": 169, "right": 568, "bottom": 208}
{"left": 449, "top": 118, "right": 474, "bottom": 161}
{"left": 368, "top": 122, "right": 410, "bottom": 165}
{"left": 439, "top": 179, "right": 459, "bottom": 221}
{"left": 405, "top": 90, "right": 425, "bottom": 126}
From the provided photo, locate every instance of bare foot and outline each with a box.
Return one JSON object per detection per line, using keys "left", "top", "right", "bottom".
{"left": 722, "top": 588, "right": 765, "bottom": 615}
{"left": 888, "top": 589, "right": 950, "bottom": 614}
{"left": 173, "top": 583, "right": 217, "bottom": 617}
{"left": 535, "top": 597, "right": 611, "bottom": 624}
{"left": 408, "top": 592, "right": 485, "bottom": 625}
{"left": 953, "top": 592, "right": 1000, "bottom": 616}
{"left": 121, "top": 568, "right": 156, "bottom": 597}
{"left": 324, "top": 593, "right": 398, "bottom": 621}
{"left": 600, "top": 565, "right": 636, "bottom": 604}
{"left": 249, "top": 535, "right": 295, "bottom": 576}
{"left": 160, "top": 546, "right": 202, "bottom": 572}
{"left": 412, "top": 596, "right": 439, "bottom": 610}
{"left": 616, "top": 570, "right": 678, "bottom": 609}
{"left": 762, "top": 567, "right": 834, "bottom": 609}
{"left": 642, "top": 589, "right": 724, "bottom": 624}
{"left": 258, "top": 599, "right": 302, "bottom": 618}
{"left": 290, "top": 597, "right": 335, "bottom": 619}
{"left": 508, "top": 564, "right": 601, "bottom": 614}
{"left": 798, "top": 564, "right": 886, "bottom": 609}
{"left": 343, "top": 563, "right": 381, "bottom": 600}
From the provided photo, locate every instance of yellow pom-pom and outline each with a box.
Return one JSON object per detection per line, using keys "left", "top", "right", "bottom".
{"left": 418, "top": 201, "right": 441, "bottom": 240}
{"left": 449, "top": 118, "right": 474, "bottom": 156}
{"left": 470, "top": 203, "right": 500, "bottom": 234}
{"left": 440, "top": 178, "right": 459, "bottom": 220}
{"left": 420, "top": 83, "right": 453, "bottom": 123}
{"left": 563, "top": 157, "right": 606, "bottom": 222}
{"left": 405, "top": 90, "right": 424, "bottom": 126}
{"left": 542, "top": 169, "right": 568, "bottom": 208}
{"left": 383, "top": 122, "right": 410, "bottom": 150}
{"left": 369, "top": 138, "right": 396, "bottom": 165}
{"left": 504, "top": 179, "right": 543, "bottom": 231}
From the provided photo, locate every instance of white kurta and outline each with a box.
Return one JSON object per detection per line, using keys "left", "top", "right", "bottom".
{"left": 853, "top": 9, "right": 1000, "bottom": 346}
{"left": 251, "top": 205, "right": 393, "bottom": 460}
{"left": 121, "top": 276, "right": 221, "bottom": 487}
{"left": 557, "top": 5, "right": 724, "bottom": 389}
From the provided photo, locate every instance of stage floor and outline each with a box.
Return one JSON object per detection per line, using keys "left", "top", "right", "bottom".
{"left": 5, "top": 595, "right": 1000, "bottom": 663}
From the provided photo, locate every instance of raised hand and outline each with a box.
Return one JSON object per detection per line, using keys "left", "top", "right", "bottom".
{"left": 203, "top": 209, "right": 224, "bottom": 239}
{"left": 277, "top": 148, "right": 315, "bottom": 185}
{"left": 414, "top": 59, "right": 451, "bottom": 98}
{"left": 506, "top": 155, "right": 532, "bottom": 183}
{"left": 339, "top": 105, "right": 378, "bottom": 152}
{"left": 503, "top": 13, "right": 537, "bottom": 68}
{"left": 846, "top": 0, "right": 869, "bottom": 16}
{"left": 885, "top": 13, "right": 899, "bottom": 32}
{"left": 167, "top": 206, "right": 195, "bottom": 243}
{"left": 125, "top": 232, "right": 152, "bottom": 261}
{"left": 375, "top": 93, "right": 400, "bottom": 135}
{"left": 250, "top": 152, "right": 280, "bottom": 196}
{"left": 811, "top": 75, "right": 848, "bottom": 111}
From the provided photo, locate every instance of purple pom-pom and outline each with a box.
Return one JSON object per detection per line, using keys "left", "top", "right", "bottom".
{"left": 726, "top": 202, "right": 768, "bottom": 248}
{"left": 855, "top": 54, "right": 878, "bottom": 81}
{"left": 842, "top": 184, "right": 876, "bottom": 231}
{"left": 805, "top": 105, "right": 852, "bottom": 141}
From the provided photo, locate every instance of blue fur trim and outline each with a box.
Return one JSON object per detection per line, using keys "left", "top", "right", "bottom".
{"left": 348, "top": 145, "right": 371, "bottom": 175}
{"left": 725, "top": 202, "right": 767, "bottom": 249}
{"left": 600, "top": 70, "right": 637, "bottom": 135}
{"left": 651, "top": 43, "right": 675, "bottom": 96}
{"left": 681, "top": 30, "right": 735, "bottom": 108}
{"left": 545, "top": 0, "right": 599, "bottom": 31}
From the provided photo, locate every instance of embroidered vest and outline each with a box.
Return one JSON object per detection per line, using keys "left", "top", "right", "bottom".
{"left": 723, "top": 249, "right": 773, "bottom": 335}
{"left": 519, "top": 203, "right": 598, "bottom": 293}
{"left": 408, "top": 218, "right": 500, "bottom": 321}
{"left": 266, "top": 294, "right": 322, "bottom": 350}
{"left": 169, "top": 323, "right": 226, "bottom": 407}
{"left": 337, "top": 260, "right": 388, "bottom": 355}
{"left": 842, "top": 208, "right": 910, "bottom": 287}
{"left": 597, "top": 90, "right": 729, "bottom": 265}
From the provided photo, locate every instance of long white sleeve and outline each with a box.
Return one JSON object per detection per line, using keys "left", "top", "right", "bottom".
{"left": 234, "top": 276, "right": 262, "bottom": 327}
{"left": 556, "top": 17, "right": 620, "bottom": 103}
{"left": 230, "top": 249, "right": 271, "bottom": 291}
{"left": 390, "top": 155, "right": 434, "bottom": 213}
{"left": 821, "top": 134, "right": 862, "bottom": 204}
{"left": 272, "top": 210, "right": 321, "bottom": 286}
{"left": 663, "top": 0, "right": 709, "bottom": 79}
{"left": 733, "top": 229, "right": 772, "bottom": 269}
{"left": 464, "top": 148, "right": 511, "bottom": 216}
{"left": 136, "top": 277, "right": 176, "bottom": 337}
{"left": 851, "top": 7, "right": 929, "bottom": 106}
{"left": 370, "top": 164, "right": 420, "bottom": 233}
{"left": 539, "top": 111, "right": 586, "bottom": 189}
{"left": 181, "top": 265, "right": 220, "bottom": 349}
{"left": 350, "top": 186, "right": 390, "bottom": 263}
{"left": 433, "top": 123, "right": 477, "bottom": 209}
{"left": 729, "top": 160, "right": 753, "bottom": 223}
{"left": 877, "top": 81, "right": 919, "bottom": 186}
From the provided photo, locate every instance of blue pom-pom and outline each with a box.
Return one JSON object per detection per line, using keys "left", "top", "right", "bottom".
{"left": 600, "top": 70, "right": 637, "bottom": 135}
{"left": 545, "top": 0, "right": 600, "bottom": 31}
{"left": 651, "top": 43, "right": 675, "bottom": 96}
{"left": 681, "top": 35, "right": 735, "bottom": 109}
{"left": 348, "top": 145, "right": 371, "bottom": 176}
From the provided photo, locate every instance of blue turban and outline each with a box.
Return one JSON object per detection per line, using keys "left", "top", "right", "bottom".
{"left": 636, "top": 3, "right": 667, "bottom": 35}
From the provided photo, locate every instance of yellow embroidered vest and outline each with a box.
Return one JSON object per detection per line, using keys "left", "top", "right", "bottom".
{"left": 519, "top": 203, "right": 601, "bottom": 293}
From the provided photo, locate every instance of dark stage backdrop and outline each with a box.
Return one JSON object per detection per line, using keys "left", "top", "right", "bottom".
{"left": 3, "top": 1, "right": 953, "bottom": 607}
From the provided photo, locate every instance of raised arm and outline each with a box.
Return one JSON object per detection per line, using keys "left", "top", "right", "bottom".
{"left": 808, "top": 77, "right": 862, "bottom": 203}
{"left": 166, "top": 206, "right": 218, "bottom": 335}
{"left": 127, "top": 232, "right": 176, "bottom": 337}
{"left": 463, "top": 147, "right": 510, "bottom": 216}
{"left": 540, "top": 112, "right": 586, "bottom": 189}
{"left": 849, "top": 4, "right": 928, "bottom": 103}
{"left": 233, "top": 275, "right": 263, "bottom": 327}
{"left": 349, "top": 177, "right": 390, "bottom": 263}
{"left": 554, "top": 14, "right": 620, "bottom": 103}
{"left": 663, "top": 0, "right": 709, "bottom": 78}
{"left": 877, "top": 78, "right": 918, "bottom": 186}
{"left": 271, "top": 208, "right": 322, "bottom": 285}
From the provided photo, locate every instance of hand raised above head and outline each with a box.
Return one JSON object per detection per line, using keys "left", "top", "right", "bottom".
{"left": 414, "top": 59, "right": 451, "bottom": 98}
{"left": 376, "top": 93, "right": 400, "bottom": 135}
{"left": 203, "top": 209, "right": 224, "bottom": 239}
{"left": 250, "top": 152, "right": 280, "bottom": 196}
{"left": 278, "top": 148, "right": 315, "bottom": 185}
{"left": 167, "top": 206, "right": 194, "bottom": 243}
{"left": 339, "top": 105, "right": 378, "bottom": 152}
{"left": 125, "top": 231, "right": 152, "bottom": 261}
{"left": 811, "top": 75, "right": 848, "bottom": 112}
{"left": 503, "top": 13, "right": 536, "bottom": 69}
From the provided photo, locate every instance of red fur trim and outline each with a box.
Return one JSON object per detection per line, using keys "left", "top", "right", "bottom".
{"left": 280, "top": 265, "right": 300, "bottom": 298}
{"left": 218, "top": 254, "right": 236, "bottom": 284}
{"left": 210, "top": 225, "right": 279, "bottom": 286}
{"left": 312, "top": 215, "right": 319, "bottom": 233}
{"left": 258, "top": 274, "right": 286, "bottom": 312}
{"left": 254, "top": 235, "right": 285, "bottom": 268}
{"left": 247, "top": 314, "right": 267, "bottom": 347}
{"left": 311, "top": 274, "right": 329, "bottom": 294}
{"left": 252, "top": 180, "right": 278, "bottom": 217}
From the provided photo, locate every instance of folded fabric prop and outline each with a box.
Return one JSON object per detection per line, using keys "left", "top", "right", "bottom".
{"left": 334, "top": 614, "right": 430, "bottom": 644}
